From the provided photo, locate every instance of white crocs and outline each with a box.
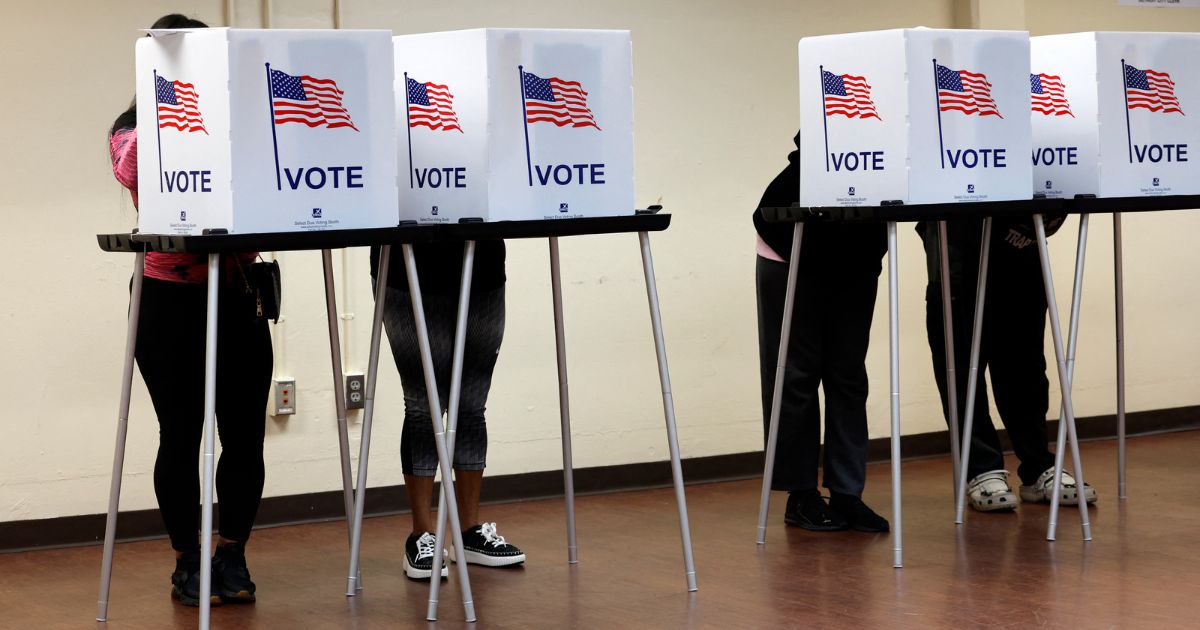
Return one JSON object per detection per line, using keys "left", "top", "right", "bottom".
{"left": 968, "top": 470, "right": 1017, "bottom": 512}
{"left": 1019, "top": 467, "right": 1098, "bottom": 506}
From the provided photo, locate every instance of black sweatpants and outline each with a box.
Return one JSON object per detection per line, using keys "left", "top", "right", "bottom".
{"left": 756, "top": 256, "right": 879, "bottom": 496}
{"left": 134, "top": 274, "right": 272, "bottom": 552}
{"left": 919, "top": 219, "right": 1057, "bottom": 486}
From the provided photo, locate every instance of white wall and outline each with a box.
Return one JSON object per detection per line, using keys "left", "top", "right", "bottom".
{"left": 2, "top": 0, "right": 1198, "bottom": 524}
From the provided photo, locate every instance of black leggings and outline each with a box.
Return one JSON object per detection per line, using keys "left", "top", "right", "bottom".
{"left": 134, "top": 275, "right": 272, "bottom": 552}
{"left": 381, "top": 285, "right": 505, "bottom": 477}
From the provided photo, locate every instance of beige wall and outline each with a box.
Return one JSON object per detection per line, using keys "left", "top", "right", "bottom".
{"left": 2, "top": 0, "right": 1198, "bottom": 524}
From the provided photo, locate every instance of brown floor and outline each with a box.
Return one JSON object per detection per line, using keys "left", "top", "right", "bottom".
{"left": 3, "top": 430, "right": 1199, "bottom": 629}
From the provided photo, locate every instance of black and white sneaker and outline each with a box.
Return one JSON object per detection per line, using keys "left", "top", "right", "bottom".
{"left": 404, "top": 531, "right": 449, "bottom": 580}
{"left": 451, "top": 523, "right": 525, "bottom": 567}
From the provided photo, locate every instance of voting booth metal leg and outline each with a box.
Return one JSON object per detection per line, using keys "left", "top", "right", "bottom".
{"left": 937, "top": 221, "right": 963, "bottom": 499}
{"left": 638, "top": 231, "right": 699, "bottom": 592}
{"left": 1033, "top": 215, "right": 1093, "bottom": 542}
{"left": 954, "top": 218, "right": 993, "bottom": 524}
{"left": 96, "top": 252, "right": 145, "bottom": 622}
{"left": 887, "top": 222, "right": 903, "bottom": 569}
{"left": 548, "top": 237, "right": 580, "bottom": 564}
{"left": 345, "top": 245, "right": 391, "bottom": 596}
{"left": 198, "top": 254, "right": 220, "bottom": 630}
{"left": 401, "top": 244, "right": 477, "bottom": 622}
{"left": 322, "top": 250, "right": 362, "bottom": 589}
{"left": 1048, "top": 214, "right": 1090, "bottom": 541}
{"left": 1114, "top": 212, "right": 1128, "bottom": 500}
{"left": 756, "top": 223, "right": 803, "bottom": 545}
{"left": 426, "top": 240, "right": 476, "bottom": 621}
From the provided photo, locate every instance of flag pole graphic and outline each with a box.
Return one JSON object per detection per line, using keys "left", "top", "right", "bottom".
{"left": 518, "top": 65, "right": 534, "bottom": 187}
{"left": 820, "top": 65, "right": 831, "bottom": 173}
{"left": 1122, "top": 59, "right": 1134, "bottom": 164}
{"left": 404, "top": 72, "right": 415, "bottom": 189}
{"left": 933, "top": 59, "right": 946, "bottom": 169}
{"left": 154, "top": 69, "right": 165, "bottom": 193}
{"left": 265, "top": 63, "right": 283, "bottom": 191}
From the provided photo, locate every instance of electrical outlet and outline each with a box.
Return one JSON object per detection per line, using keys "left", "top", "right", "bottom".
{"left": 272, "top": 378, "right": 296, "bottom": 416}
{"left": 345, "top": 374, "right": 365, "bottom": 410}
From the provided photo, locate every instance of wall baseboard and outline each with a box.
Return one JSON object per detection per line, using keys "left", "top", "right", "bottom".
{"left": 3, "top": 405, "right": 1197, "bottom": 553}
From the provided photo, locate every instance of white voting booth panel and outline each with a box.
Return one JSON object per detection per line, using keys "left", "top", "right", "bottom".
{"left": 394, "top": 29, "right": 634, "bottom": 223}
{"left": 1031, "top": 32, "right": 1200, "bottom": 198}
{"left": 799, "top": 29, "right": 1032, "bottom": 207}
{"left": 136, "top": 28, "right": 399, "bottom": 235}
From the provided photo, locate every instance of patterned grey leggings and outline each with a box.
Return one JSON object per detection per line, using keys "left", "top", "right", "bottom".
{"left": 381, "top": 285, "right": 505, "bottom": 476}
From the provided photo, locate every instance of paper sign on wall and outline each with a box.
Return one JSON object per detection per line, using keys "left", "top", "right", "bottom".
{"left": 1118, "top": 1, "right": 1200, "bottom": 8}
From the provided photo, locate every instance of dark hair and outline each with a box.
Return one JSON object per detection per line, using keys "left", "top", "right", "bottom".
{"left": 110, "top": 14, "right": 210, "bottom": 136}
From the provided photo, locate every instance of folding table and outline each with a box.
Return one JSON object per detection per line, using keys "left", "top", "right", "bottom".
{"left": 95, "top": 211, "right": 698, "bottom": 628}
{"left": 753, "top": 198, "right": 1097, "bottom": 567}
{"left": 93, "top": 226, "right": 455, "bottom": 630}
{"left": 343, "top": 211, "right": 699, "bottom": 622}
{"left": 1029, "top": 194, "right": 1200, "bottom": 539}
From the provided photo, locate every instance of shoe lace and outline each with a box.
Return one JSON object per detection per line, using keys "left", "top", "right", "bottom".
{"left": 415, "top": 533, "right": 437, "bottom": 561}
{"left": 480, "top": 522, "right": 507, "bottom": 548}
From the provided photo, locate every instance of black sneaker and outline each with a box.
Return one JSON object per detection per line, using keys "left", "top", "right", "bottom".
{"left": 404, "top": 531, "right": 449, "bottom": 580}
{"left": 170, "top": 551, "right": 221, "bottom": 607}
{"left": 829, "top": 493, "right": 890, "bottom": 533}
{"left": 783, "top": 489, "right": 848, "bottom": 531}
{"left": 213, "top": 542, "right": 256, "bottom": 603}
{"left": 452, "top": 523, "right": 525, "bottom": 567}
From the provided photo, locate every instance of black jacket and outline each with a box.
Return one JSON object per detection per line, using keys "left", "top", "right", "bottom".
{"left": 753, "top": 131, "right": 887, "bottom": 276}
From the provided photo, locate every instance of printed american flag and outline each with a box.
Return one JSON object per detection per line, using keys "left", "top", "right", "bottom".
{"left": 822, "top": 70, "right": 880, "bottom": 120}
{"left": 1030, "top": 73, "right": 1074, "bottom": 117}
{"left": 269, "top": 68, "right": 358, "bottom": 130}
{"left": 1124, "top": 64, "right": 1184, "bottom": 114}
{"left": 936, "top": 63, "right": 1002, "bottom": 118}
{"left": 156, "top": 74, "right": 207, "bottom": 134}
{"left": 406, "top": 77, "right": 461, "bottom": 132}
{"left": 521, "top": 70, "right": 600, "bottom": 129}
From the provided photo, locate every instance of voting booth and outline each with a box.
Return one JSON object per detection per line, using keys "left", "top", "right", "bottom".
{"left": 135, "top": 28, "right": 399, "bottom": 235}
{"left": 1031, "top": 32, "right": 1200, "bottom": 198}
{"left": 799, "top": 28, "right": 1032, "bottom": 207}
{"left": 394, "top": 29, "right": 634, "bottom": 223}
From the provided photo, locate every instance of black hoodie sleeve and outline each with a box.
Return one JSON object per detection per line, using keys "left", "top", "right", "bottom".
{"left": 752, "top": 131, "right": 802, "bottom": 260}
{"left": 751, "top": 130, "right": 887, "bottom": 274}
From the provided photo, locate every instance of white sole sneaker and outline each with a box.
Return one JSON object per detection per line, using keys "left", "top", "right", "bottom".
{"left": 403, "top": 554, "right": 449, "bottom": 580}
{"left": 448, "top": 546, "right": 526, "bottom": 567}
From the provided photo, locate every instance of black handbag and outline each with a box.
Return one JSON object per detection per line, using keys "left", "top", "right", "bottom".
{"left": 236, "top": 257, "right": 282, "bottom": 322}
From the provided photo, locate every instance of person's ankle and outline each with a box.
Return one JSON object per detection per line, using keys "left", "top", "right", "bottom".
{"left": 829, "top": 491, "right": 860, "bottom": 504}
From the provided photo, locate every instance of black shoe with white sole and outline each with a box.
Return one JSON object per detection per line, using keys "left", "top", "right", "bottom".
{"left": 404, "top": 531, "right": 449, "bottom": 580}
{"left": 452, "top": 523, "right": 525, "bottom": 567}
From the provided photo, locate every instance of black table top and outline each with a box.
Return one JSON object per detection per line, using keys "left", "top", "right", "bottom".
{"left": 1069, "top": 195, "right": 1200, "bottom": 214}
{"left": 761, "top": 195, "right": 1200, "bottom": 224}
{"left": 98, "top": 212, "right": 671, "bottom": 254}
